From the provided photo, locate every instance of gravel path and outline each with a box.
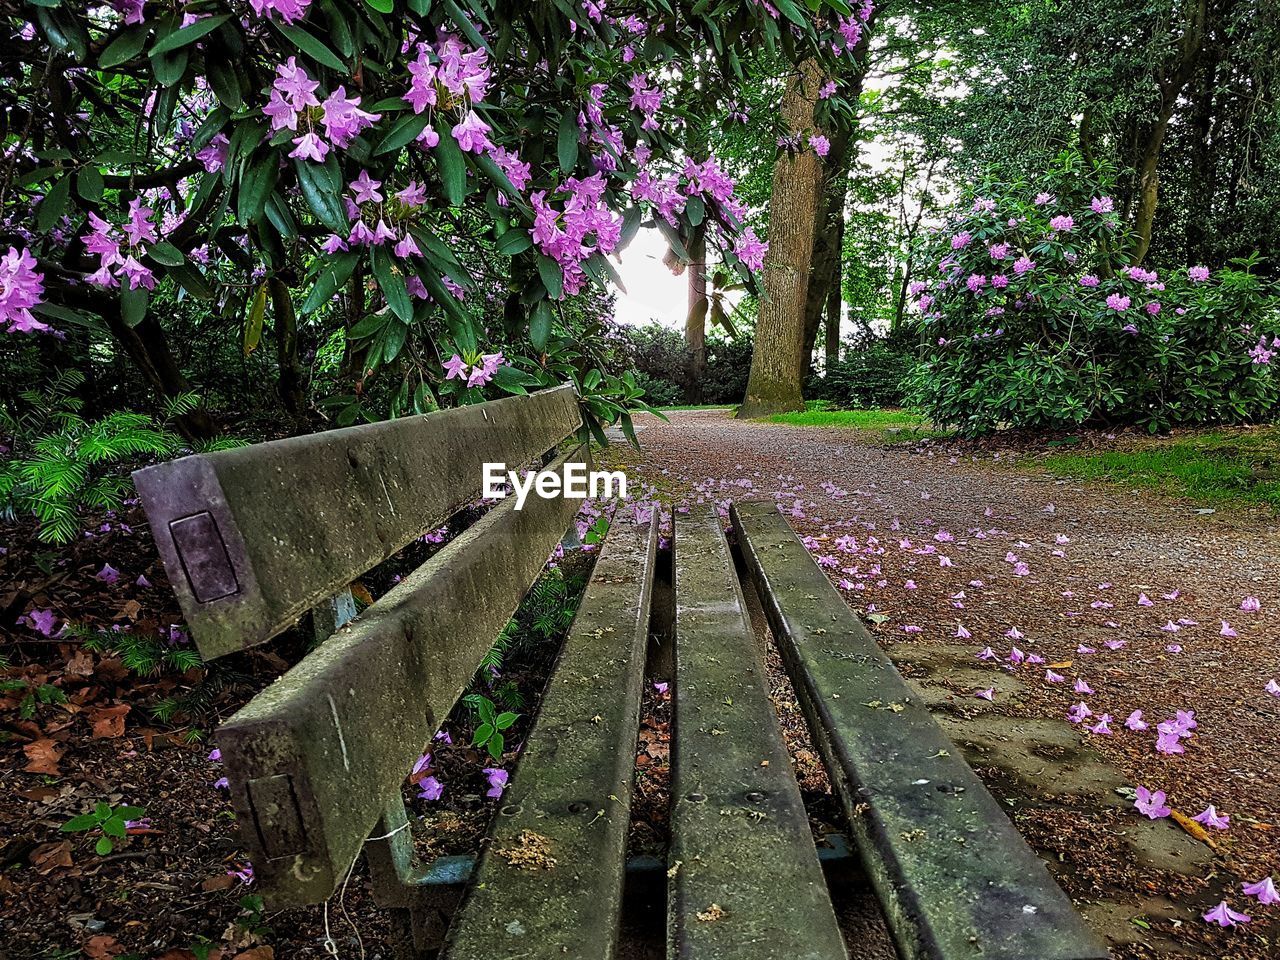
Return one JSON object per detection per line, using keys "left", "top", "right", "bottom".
{"left": 603, "top": 409, "right": 1280, "bottom": 960}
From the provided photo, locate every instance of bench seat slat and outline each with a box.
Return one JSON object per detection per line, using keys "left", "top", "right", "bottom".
{"left": 215, "top": 446, "right": 589, "bottom": 906}
{"left": 671, "top": 508, "right": 847, "bottom": 960}
{"left": 442, "top": 514, "right": 658, "bottom": 959}
{"left": 133, "top": 385, "right": 580, "bottom": 659}
{"left": 731, "top": 502, "right": 1108, "bottom": 960}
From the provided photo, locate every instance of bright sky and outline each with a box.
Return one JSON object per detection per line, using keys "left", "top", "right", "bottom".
{"left": 613, "top": 225, "right": 686, "bottom": 328}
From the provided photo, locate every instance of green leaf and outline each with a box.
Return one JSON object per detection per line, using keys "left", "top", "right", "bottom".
{"left": 149, "top": 14, "right": 230, "bottom": 55}
{"left": 167, "top": 263, "right": 214, "bottom": 301}
{"left": 101, "top": 817, "right": 127, "bottom": 838}
{"left": 495, "top": 711, "right": 517, "bottom": 730}
{"left": 301, "top": 252, "right": 359, "bottom": 314}
{"left": 275, "top": 22, "right": 348, "bottom": 72}
{"left": 487, "top": 732, "right": 504, "bottom": 759}
{"left": 374, "top": 111, "right": 432, "bottom": 155}
{"left": 371, "top": 247, "right": 412, "bottom": 322}
{"left": 530, "top": 299, "right": 553, "bottom": 350}
{"left": 496, "top": 228, "right": 532, "bottom": 256}
{"left": 99, "top": 24, "right": 149, "bottom": 68}
{"left": 207, "top": 58, "right": 244, "bottom": 109}
{"left": 36, "top": 175, "right": 71, "bottom": 234}
{"left": 244, "top": 283, "right": 267, "bottom": 355}
{"left": 557, "top": 110, "right": 578, "bottom": 173}
{"left": 75, "top": 166, "right": 103, "bottom": 202}
{"left": 365, "top": 0, "right": 395, "bottom": 12}
{"left": 471, "top": 723, "right": 493, "bottom": 746}
{"left": 293, "top": 158, "right": 347, "bottom": 232}
{"left": 435, "top": 131, "right": 466, "bottom": 205}
{"left": 237, "top": 154, "right": 279, "bottom": 225}
{"left": 95, "top": 836, "right": 114, "bottom": 856}
{"left": 145, "top": 241, "right": 185, "bottom": 267}
{"left": 537, "top": 256, "right": 564, "bottom": 301}
{"left": 120, "top": 285, "right": 149, "bottom": 328}
{"left": 686, "top": 195, "right": 705, "bottom": 227}
{"left": 62, "top": 813, "right": 101, "bottom": 832}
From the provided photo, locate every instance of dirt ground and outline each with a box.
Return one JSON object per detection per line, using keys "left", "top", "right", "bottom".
{"left": 3, "top": 408, "right": 1278, "bottom": 959}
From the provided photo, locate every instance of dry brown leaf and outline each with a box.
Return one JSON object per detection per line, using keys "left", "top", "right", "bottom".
{"left": 1170, "top": 808, "right": 1217, "bottom": 850}
{"left": 83, "top": 934, "right": 123, "bottom": 958}
{"left": 23, "top": 738, "right": 63, "bottom": 775}
{"left": 31, "top": 840, "right": 73, "bottom": 874}
{"left": 201, "top": 873, "right": 237, "bottom": 892}
{"left": 115, "top": 599, "right": 142, "bottom": 621}
{"left": 65, "top": 650, "right": 95, "bottom": 678}
{"left": 233, "top": 948, "right": 274, "bottom": 960}
{"left": 90, "top": 704, "right": 130, "bottom": 739}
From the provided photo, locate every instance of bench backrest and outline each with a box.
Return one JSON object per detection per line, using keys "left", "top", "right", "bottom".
{"left": 132, "top": 384, "right": 581, "bottom": 659}
{"left": 133, "top": 386, "right": 588, "bottom": 904}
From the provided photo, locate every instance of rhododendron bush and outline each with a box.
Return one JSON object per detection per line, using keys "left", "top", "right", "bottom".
{"left": 905, "top": 153, "right": 1280, "bottom": 435}
{"left": 2, "top": 0, "right": 855, "bottom": 438}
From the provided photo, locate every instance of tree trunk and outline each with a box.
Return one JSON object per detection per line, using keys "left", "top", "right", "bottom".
{"left": 270, "top": 277, "right": 306, "bottom": 417}
{"left": 1131, "top": 0, "right": 1208, "bottom": 264}
{"left": 824, "top": 258, "right": 842, "bottom": 371}
{"left": 738, "top": 59, "right": 824, "bottom": 419}
{"left": 802, "top": 129, "right": 851, "bottom": 379}
{"left": 684, "top": 226, "right": 707, "bottom": 404}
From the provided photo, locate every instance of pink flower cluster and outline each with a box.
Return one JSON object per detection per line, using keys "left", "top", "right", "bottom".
{"left": 264, "top": 58, "right": 381, "bottom": 163}
{"left": 404, "top": 36, "right": 493, "bottom": 154}
{"left": 0, "top": 246, "right": 46, "bottom": 334}
{"left": 248, "top": 0, "right": 311, "bottom": 21}
{"left": 530, "top": 174, "right": 623, "bottom": 296}
{"left": 444, "top": 350, "right": 505, "bottom": 388}
{"left": 83, "top": 200, "right": 158, "bottom": 292}
{"left": 627, "top": 73, "right": 662, "bottom": 131}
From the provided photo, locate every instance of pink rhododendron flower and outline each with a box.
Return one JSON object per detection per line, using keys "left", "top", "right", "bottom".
{"left": 1203, "top": 902, "right": 1250, "bottom": 927}
{"left": 417, "top": 776, "right": 444, "bottom": 801}
{"left": 1192, "top": 805, "right": 1230, "bottom": 830}
{"left": 0, "top": 246, "right": 46, "bottom": 334}
{"left": 482, "top": 767, "right": 508, "bottom": 797}
{"left": 1124, "top": 710, "right": 1147, "bottom": 731}
{"left": 1188, "top": 265, "right": 1210, "bottom": 282}
{"left": 1091, "top": 196, "right": 1114, "bottom": 214}
{"left": 1242, "top": 876, "right": 1279, "bottom": 905}
{"left": 249, "top": 0, "right": 312, "bottom": 22}
{"left": 1134, "top": 786, "right": 1171, "bottom": 819}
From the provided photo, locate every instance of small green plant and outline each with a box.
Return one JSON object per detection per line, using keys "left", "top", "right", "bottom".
{"left": 236, "top": 894, "right": 272, "bottom": 938}
{"left": 61, "top": 802, "right": 146, "bottom": 855}
{"left": 469, "top": 695, "right": 519, "bottom": 760}
{"left": 0, "top": 678, "right": 67, "bottom": 719}
{"left": 0, "top": 371, "right": 184, "bottom": 543}
{"left": 583, "top": 515, "right": 610, "bottom": 545}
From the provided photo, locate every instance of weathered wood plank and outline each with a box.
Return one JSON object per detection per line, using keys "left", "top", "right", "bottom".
{"left": 214, "top": 446, "right": 590, "bottom": 907}
{"left": 443, "top": 514, "right": 658, "bottom": 960}
{"left": 670, "top": 508, "right": 847, "bottom": 960}
{"left": 731, "top": 501, "right": 1108, "bottom": 960}
{"left": 133, "top": 385, "right": 580, "bottom": 659}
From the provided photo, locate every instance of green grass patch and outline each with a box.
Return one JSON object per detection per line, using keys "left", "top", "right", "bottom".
{"left": 1039, "top": 428, "right": 1280, "bottom": 511}
{"left": 763, "top": 408, "right": 948, "bottom": 444}
{"left": 765, "top": 407, "right": 926, "bottom": 429}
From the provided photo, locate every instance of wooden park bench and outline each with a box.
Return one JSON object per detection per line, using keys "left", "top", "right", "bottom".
{"left": 133, "top": 385, "right": 1107, "bottom": 960}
